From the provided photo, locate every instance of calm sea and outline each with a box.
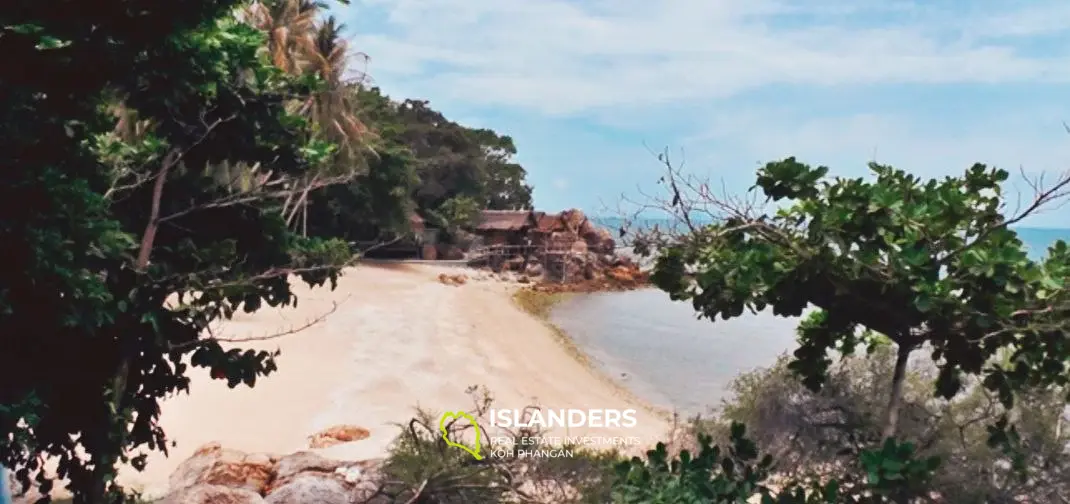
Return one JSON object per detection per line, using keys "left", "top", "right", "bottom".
{"left": 550, "top": 226, "right": 1070, "bottom": 417}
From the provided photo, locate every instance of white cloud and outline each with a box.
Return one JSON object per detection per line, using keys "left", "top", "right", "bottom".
{"left": 342, "top": 0, "right": 1070, "bottom": 226}
{"left": 349, "top": 0, "right": 1070, "bottom": 116}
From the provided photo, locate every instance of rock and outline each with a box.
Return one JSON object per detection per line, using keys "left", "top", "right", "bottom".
{"left": 272, "top": 451, "right": 344, "bottom": 484}
{"left": 505, "top": 256, "right": 525, "bottom": 271}
{"left": 265, "top": 462, "right": 386, "bottom": 504}
{"left": 570, "top": 240, "right": 588, "bottom": 255}
{"left": 518, "top": 275, "right": 530, "bottom": 284}
{"left": 524, "top": 262, "right": 543, "bottom": 277}
{"left": 308, "top": 425, "right": 371, "bottom": 449}
{"left": 169, "top": 442, "right": 274, "bottom": 495}
{"left": 265, "top": 473, "right": 349, "bottom": 504}
{"left": 437, "top": 243, "right": 465, "bottom": 260}
{"left": 560, "top": 209, "right": 586, "bottom": 231}
{"left": 437, "top": 273, "right": 467, "bottom": 286}
{"left": 420, "top": 244, "right": 437, "bottom": 260}
{"left": 160, "top": 484, "right": 265, "bottom": 504}
{"left": 578, "top": 218, "right": 597, "bottom": 238}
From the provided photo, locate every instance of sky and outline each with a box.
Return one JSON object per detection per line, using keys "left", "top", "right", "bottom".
{"left": 335, "top": 0, "right": 1070, "bottom": 227}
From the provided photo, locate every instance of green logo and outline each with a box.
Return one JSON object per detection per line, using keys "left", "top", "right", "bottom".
{"left": 439, "top": 411, "right": 483, "bottom": 460}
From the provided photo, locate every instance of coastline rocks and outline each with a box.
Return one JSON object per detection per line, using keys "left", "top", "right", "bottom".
{"left": 162, "top": 442, "right": 387, "bottom": 504}
{"left": 493, "top": 209, "right": 638, "bottom": 291}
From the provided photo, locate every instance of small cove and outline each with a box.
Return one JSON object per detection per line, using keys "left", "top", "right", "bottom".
{"left": 550, "top": 227, "right": 1070, "bottom": 417}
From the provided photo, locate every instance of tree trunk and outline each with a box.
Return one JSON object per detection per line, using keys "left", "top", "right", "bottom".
{"left": 87, "top": 153, "right": 175, "bottom": 503}
{"left": 881, "top": 342, "right": 914, "bottom": 439}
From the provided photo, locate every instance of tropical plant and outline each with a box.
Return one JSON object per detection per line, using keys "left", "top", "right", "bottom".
{"left": 630, "top": 153, "right": 1070, "bottom": 489}
{"left": 0, "top": 1, "right": 352, "bottom": 502}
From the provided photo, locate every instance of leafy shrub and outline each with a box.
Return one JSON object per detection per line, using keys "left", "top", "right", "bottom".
{"left": 378, "top": 386, "right": 621, "bottom": 503}
{"left": 376, "top": 387, "right": 944, "bottom": 503}
{"left": 611, "top": 422, "right": 938, "bottom": 503}
{"left": 694, "top": 347, "right": 1070, "bottom": 502}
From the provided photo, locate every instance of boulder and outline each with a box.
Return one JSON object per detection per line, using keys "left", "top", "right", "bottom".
{"left": 162, "top": 443, "right": 390, "bottom": 504}
{"left": 308, "top": 425, "right": 371, "bottom": 449}
{"left": 160, "top": 484, "right": 265, "bottom": 504}
{"left": 437, "top": 273, "right": 467, "bottom": 286}
{"left": 169, "top": 442, "right": 275, "bottom": 495}
{"left": 559, "top": 209, "right": 587, "bottom": 232}
{"left": 524, "top": 262, "right": 543, "bottom": 277}
{"left": 570, "top": 240, "right": 588, "bottom": 255}
{"left": 267, "top": 456, "right": 385, "bottom": 504}
{"left": 265, "top": 474, "right": 349, "bottom": 504}
{"left": 271, "top": 451, "right": 342, "bottom": 484}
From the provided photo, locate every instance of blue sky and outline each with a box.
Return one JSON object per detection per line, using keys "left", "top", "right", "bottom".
{"left": 335, "top": 0, "right": 1070, "bottom": 227}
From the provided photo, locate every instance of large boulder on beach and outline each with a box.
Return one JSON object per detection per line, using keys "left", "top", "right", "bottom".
{"left": 266, "top": 454, "right": 384, "bottom": 504}
{"left": 162, "top": 444, "right": 387, "bottom": 504}
{"left": 160, "top": 484, "right": 266, "bottom": 504}
{"left": 169, "top": 442, "right": 275, "bottom": 495}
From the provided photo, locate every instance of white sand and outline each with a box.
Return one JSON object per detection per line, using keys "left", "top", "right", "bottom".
{"left": 118, "top": 263, "right": 670, "bottom": 497}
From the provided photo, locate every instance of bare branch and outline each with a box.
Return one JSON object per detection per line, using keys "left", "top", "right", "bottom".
{"left": 169, "top": 298, "right": 346, "bottom": 352}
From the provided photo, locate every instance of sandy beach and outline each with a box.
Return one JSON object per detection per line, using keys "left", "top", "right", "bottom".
{"left": 116, "top": 262, "right": 670, "bottom": 498}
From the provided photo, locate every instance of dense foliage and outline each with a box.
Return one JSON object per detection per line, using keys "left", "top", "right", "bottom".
{"left": 380, "top": 388, "right": 943, "bottom": 503}
{"left": 305, "top": 90, "right": 535, "bottom": 242}
{"left": 1, "top": 1, "right": 358, "bottom": 501}
{"left": 648, "top": 158, "right": 1070, "bottom": 441}
{"left": 0, "top": 0, "right": 534, "bottom": 502}
{"left": 701, "top": 346, "right": 1070, "bottom": 502}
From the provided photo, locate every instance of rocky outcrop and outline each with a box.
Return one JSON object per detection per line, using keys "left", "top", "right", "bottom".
{"left": 162, "top": 434, "right": 386, "bottom": 504}
{"left": 480, "top": 208, "right": 645, "bottom": 292}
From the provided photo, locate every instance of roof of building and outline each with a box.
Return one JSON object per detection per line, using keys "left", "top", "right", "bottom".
{"left": 474, "top": 210, "right": 536, "bottom": 231}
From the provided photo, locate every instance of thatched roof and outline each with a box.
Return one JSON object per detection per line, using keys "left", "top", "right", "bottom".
{"left": 474, "top": 210, "right": 537, "bottom": 231}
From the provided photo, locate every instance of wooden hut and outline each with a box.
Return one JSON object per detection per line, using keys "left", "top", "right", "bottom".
{"left": 472, "top": 210, "right": 538, "bottom": 247}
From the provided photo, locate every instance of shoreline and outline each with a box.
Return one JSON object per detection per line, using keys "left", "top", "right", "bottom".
{"left": 510, "top": 288, "right": 675, "bottom": 423}
{"left": 110, "top": 262, "right": 671, "bottom": 499}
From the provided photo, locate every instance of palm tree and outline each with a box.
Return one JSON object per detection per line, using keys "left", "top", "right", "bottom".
{"left": 244, "top": 0, "right": 326, "bottom": 74}
{"left": 297, "top": 16, "right": 368, "bottom": 156}
{"left": 244, "top": 2, "right": 375, "bottom": 235}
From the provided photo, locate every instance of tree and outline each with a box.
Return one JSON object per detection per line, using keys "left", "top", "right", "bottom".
{"left": 396, "top": 99, "right": 533, "bottom": 227}
{"left": 635, "top": 154, "right": 1070, "bottom": 444}
{"left": 1, "top": 1, "right": 352, "bottom": 501}
{"left": 244, "top": 1, "right": 371, "bottom": 234}
{"left": 304, "top": 86, "right": 420, "bottom": 242}
{"left": 302, "top": 91, "right": 535, "bottom": 242}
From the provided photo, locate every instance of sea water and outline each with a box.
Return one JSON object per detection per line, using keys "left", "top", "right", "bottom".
{"left": 550, "top": 227, "right": 1070, "bottom": 417}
